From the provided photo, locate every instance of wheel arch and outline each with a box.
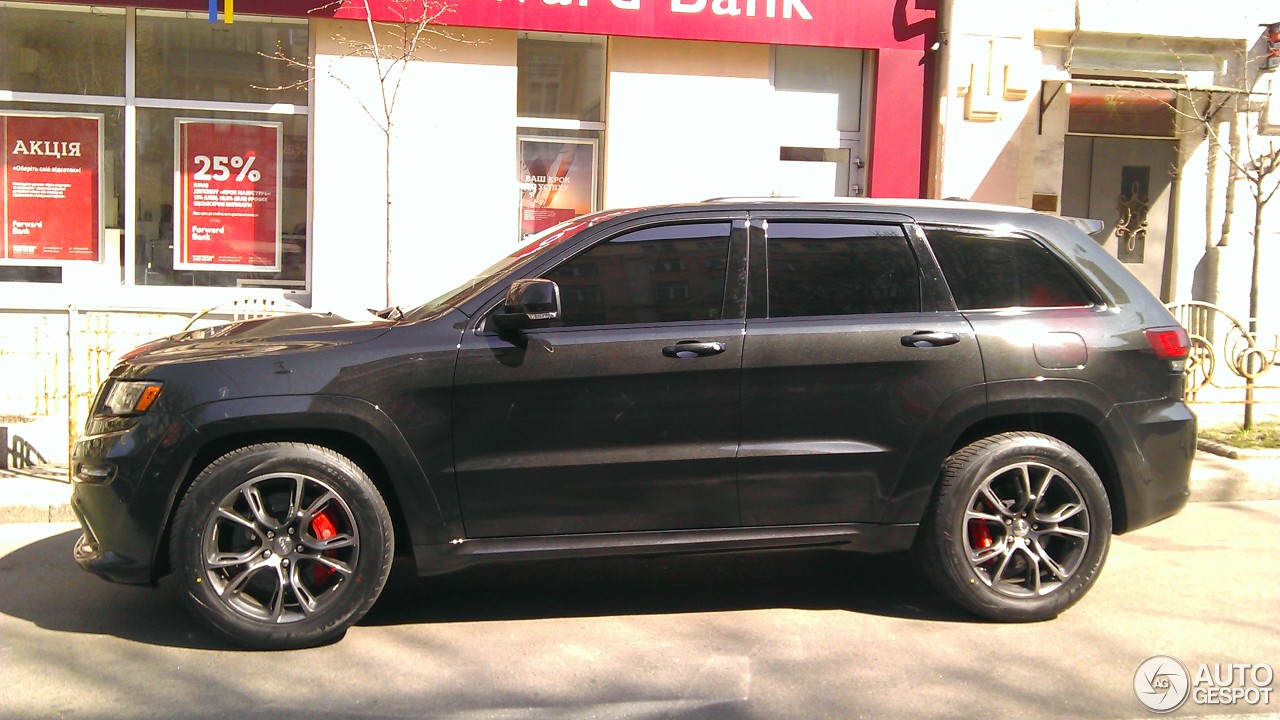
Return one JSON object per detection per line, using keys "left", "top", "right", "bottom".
{"left": 150, "top": 395, "right": 450, "bottom": 581}
{"left": 947, "top": 413, "right": 1127, "bottom": 533}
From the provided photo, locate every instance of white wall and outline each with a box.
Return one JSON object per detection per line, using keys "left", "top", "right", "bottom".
{"left": 311, "top": 21, "right": 517, "bottom": 314}
{"left": 933, "top": 2, "right": 1039, "bottom": 204}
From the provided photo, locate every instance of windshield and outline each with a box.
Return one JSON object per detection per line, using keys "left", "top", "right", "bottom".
{"left": 402, "top": 210, "right": 629, "bottom": 321}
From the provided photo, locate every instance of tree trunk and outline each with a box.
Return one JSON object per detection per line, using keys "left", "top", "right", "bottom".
{"left": 1243, "top": 195, "right": 1264, "bottom": 430}
{"left": 384, "top": 133, "right": 393, "bottom": 308}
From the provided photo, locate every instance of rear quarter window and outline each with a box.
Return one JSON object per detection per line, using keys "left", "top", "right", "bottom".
{"left": 924, "top": 228, "right": 1094, "bottom": 310}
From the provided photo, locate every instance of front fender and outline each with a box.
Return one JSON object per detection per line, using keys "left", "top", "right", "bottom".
{"left": 175, "top": 394, "right": 454, "bottom": 548}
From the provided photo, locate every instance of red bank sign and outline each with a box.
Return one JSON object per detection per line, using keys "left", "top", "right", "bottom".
{"left": 336, "top": 0, "right": 932, "bottom": 51}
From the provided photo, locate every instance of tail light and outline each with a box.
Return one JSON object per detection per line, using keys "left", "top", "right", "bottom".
{"left": 1144, "top": 326, "right": 1190, "bottom": 360}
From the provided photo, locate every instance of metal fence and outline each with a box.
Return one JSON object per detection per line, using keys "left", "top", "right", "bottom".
{"left": 1166, "top": 301, "right": 1279, "bottom": 402}
{"left": 0, "top": 302, "right": 291, "bottom": 462}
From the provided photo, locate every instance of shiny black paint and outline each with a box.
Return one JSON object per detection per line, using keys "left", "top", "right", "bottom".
{"left": 71, "top": 200, "right": 1195, "bottom": 589}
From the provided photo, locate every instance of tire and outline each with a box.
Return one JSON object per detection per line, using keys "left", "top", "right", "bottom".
{"left": 170, "top": 443, "right": 394, "bottom": 649}
{"left": 915, "top": 432, "right": 1111, "bottom": 622}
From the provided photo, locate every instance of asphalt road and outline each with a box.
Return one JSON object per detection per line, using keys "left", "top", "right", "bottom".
{"left": 0, "top": 502, "right": 1276, "bottom": 720}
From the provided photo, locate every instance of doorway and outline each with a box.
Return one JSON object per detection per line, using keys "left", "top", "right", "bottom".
{"left": 1061, "top": 135, "right": 1177, "bottom": 299}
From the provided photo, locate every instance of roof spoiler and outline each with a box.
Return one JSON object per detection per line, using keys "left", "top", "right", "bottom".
{"left": 1059, "top": 216, "right": 1106, "bottom": 237}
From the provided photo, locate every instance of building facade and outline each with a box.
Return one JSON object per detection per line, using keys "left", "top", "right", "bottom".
{"left": 2, "top": 0, "right": 1278, "bottom": 458}
{"left": 932, "top": 0, "right": 1280, "bottom": 329}
{"left": 1, "top": 0, "right": 935, "bottom": 457}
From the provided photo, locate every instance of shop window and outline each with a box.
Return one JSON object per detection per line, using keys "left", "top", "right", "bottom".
{"left": 136, "top": 12, "right": 308, "bottom": 105}
{"left": 0, "top": 102, "right": 125, "bottom": 284}
{"left": 1, "top": 7, "right": 309, "bottom": 295}
{"left": 0, "top": 4, "right": 125, "bottom": 96}
{"left": 766, "top": 223, "right": 920, "bottom": 318}
{"left": 516, "top": 35, "right": 605, "bottom": 243}
{"left": 517, "top": 35, "right": 604, "bottom": 122}
{"left": 134, "top": 109, "right": 307, "bottom": 287}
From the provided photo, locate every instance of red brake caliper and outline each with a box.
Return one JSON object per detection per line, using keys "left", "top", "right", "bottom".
{"left": 969, "top": 500, "right": 995, "bottom": 564}
{"left": 310, "top": 511, "right": 338, "bottom": 584}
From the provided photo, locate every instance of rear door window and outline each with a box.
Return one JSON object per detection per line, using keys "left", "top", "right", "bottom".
{"left": 764, "top": 222, "right": 920, "bottom": 317}
{"left": 924, "top": 228, "right": 1094, "bottom": 310}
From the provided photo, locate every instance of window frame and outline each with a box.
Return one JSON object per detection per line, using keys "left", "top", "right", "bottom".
{"left": 473, "top": 212, "right": 750, "bottom": 334}
{"left": 750, "top": 217, "right": 929, "bottom": 320}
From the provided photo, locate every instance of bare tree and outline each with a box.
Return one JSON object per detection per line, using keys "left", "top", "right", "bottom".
{"left": 1156, "top": 45, "right": 1280, "bottom": 429}
{"left": 261, "top": 0, "right": 470, "bottom": 308}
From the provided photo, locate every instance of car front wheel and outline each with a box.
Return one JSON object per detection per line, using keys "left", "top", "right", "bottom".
{"left": 916, "top": 432, "right": 1111, "bottom": 622}
{"left": 170, "top": 442, "right": 393, "bottom": 649}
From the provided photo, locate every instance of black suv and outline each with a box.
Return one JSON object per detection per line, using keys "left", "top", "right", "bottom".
{"left": 71, "top": 200, "right": 1195, "bottom": 649}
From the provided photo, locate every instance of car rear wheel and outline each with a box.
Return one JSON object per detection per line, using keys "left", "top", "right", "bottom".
{"left": 170, "top": 443, "right": 393, "bottom": 649}
{"left": 915, "top": 432, "right": 1111, "bottom": 622}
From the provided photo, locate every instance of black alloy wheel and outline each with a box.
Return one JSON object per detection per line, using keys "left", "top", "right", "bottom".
{"left": 916, "top": 432, "right": 1112, "bottom": 622}
{"left": 170, "top": 443, "right": 393, "bottom": 649}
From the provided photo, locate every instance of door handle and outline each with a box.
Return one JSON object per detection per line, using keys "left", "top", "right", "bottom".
{"left": 901, "top": 331, "right": 961, "bottom": 348}
{"left": 662, "top": 341, "right": 727, "bottom": 358}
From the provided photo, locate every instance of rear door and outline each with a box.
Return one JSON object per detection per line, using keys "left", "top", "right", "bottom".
{"left": 452, "top": 215, "right": 749, "bottom": 537}
{"left": 738, "top": 215, "right": 985, "bottom": 525}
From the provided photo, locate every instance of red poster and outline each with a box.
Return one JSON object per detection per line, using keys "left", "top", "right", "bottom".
{"left": 2, "top": 112, "right": 101, "bottom": 263}
{"left": 519, "top": 137, "right": 597, "bottom": 241}
{"left": 176, "top": 120, "right": 282, "bottom": 271}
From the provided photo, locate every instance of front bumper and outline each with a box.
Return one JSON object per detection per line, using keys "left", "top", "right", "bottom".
{"left": 70, "top": 412, "right": 194, "bottom": 586}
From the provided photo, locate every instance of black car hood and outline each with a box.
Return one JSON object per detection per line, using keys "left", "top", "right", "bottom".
{"left": 120, "top": 312, "right": 397, "bottom": 366}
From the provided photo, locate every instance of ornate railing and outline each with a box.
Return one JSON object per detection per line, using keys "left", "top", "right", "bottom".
{"left": 1166, "top": 301, "right": 1279, "bottom": 412}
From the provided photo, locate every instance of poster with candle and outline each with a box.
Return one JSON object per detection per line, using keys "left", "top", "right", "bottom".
{"left": 518, "top": 137, "right": 597, "bottom": 241}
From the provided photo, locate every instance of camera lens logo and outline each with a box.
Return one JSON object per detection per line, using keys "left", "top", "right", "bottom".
{"left": 1135, "top": 655, "right": 1191, "bottom": 713}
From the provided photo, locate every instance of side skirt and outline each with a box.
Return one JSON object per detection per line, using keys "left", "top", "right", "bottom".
{"left": 412, "top": 522, "right": 918, "bottom": 576}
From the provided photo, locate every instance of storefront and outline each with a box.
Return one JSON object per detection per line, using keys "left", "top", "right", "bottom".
{"left": 0, "top": 0, "right": 936, "bottom": 455}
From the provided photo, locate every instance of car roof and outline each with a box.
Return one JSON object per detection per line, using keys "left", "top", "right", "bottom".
{"left": 697, "top": 196, "right": 1035, "bottom": 215}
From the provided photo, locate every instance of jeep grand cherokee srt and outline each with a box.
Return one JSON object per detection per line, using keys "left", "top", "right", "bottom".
{"left": 71, "top": 199, "right": 1195, "bottom": 649}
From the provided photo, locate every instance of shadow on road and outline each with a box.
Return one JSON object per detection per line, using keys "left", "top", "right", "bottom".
{"left": 0, "top": 529, "right": 976, "bottom": 650}
{"left": 0, "top": 529, "right": 236, "bottom": 650}
{"left": 366, "top": 547, "right": 978, "bottom": 627}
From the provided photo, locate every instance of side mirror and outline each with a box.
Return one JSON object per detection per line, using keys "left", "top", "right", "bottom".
{"left": 493, "top": 278, "right": 562, "bottom": 331}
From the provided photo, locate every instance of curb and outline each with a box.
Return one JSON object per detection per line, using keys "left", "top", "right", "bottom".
{"left": 1196, "top": 437, "right": 1280, "bottom": 460}
{"left": 0, "top": 504, "right": 76, "bottom": 524}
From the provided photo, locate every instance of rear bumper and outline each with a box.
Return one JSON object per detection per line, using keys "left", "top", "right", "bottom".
{"left": 1108, "top": 398, "right": 1196, "bottom": 533}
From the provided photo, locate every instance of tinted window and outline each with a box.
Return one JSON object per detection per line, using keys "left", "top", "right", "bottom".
{"left": 926, "top": 229, "right": 1093, "bottom": 309}
{"left": 766, "top": 223, "right": 920, "bottom": 317}
{"left": 546, "top": 223, "right": 731, "bottom": 327}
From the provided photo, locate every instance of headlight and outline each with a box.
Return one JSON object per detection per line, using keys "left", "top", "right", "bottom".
{"left": 98, "top": 380, "right": 164, "bottom": 417}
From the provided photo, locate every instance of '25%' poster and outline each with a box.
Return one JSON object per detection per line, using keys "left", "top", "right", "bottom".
{"left": 176, "top": 119, "right": 282, "bottom": 272}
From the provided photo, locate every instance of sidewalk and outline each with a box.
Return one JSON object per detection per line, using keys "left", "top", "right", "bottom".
{"left": 0, "top": 463, "right": 74, "bottom": 523}
{"left": 2, "top": 445, "right": 1278, "bottom": 524}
